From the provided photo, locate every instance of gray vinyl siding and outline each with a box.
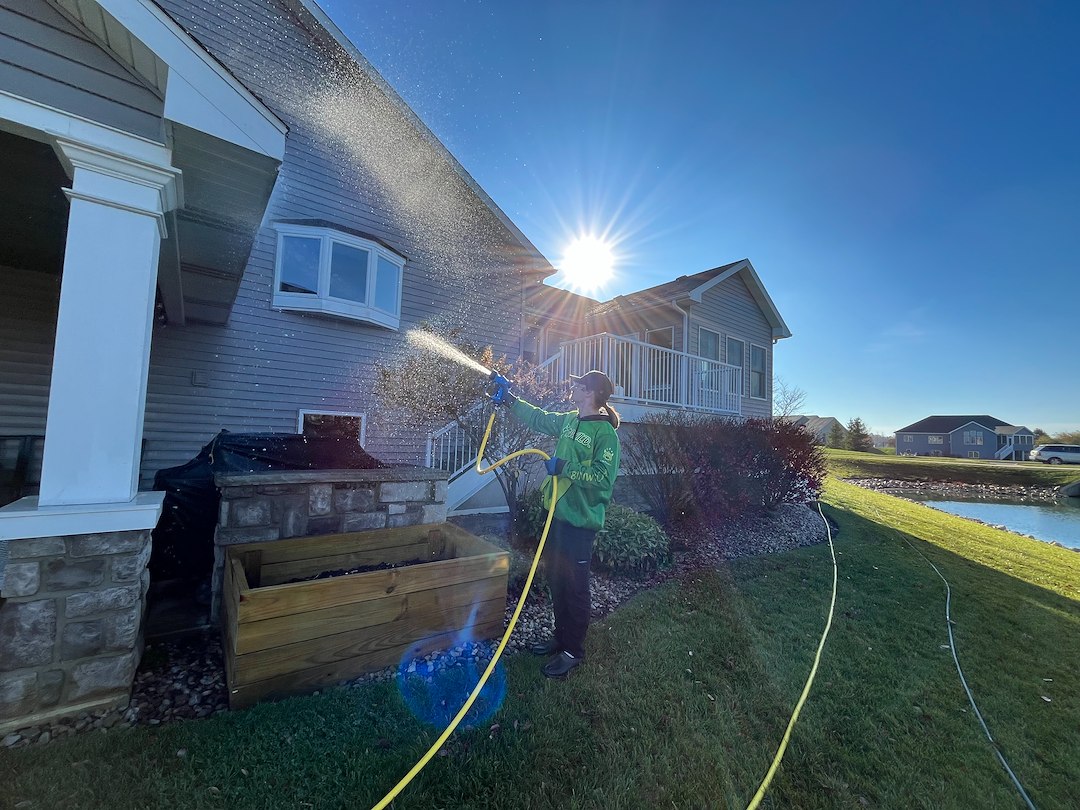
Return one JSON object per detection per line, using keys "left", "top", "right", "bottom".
{"left": 0, "top": 0, "right": 164, "bottom": 142}
{"left": 688, "top": 274, "right": 773, "bottom": 418}
{"left": 0, "top": 267, "right": 58, "bottom": 485}
{"left": 140, "top": 0, "right": 527, "bottom": 486}
{"left": 948, "top": 424, "right": 995, "bottom": 458}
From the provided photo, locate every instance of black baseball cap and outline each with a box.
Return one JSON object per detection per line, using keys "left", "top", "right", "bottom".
{"left": 569, "top": 370, "right": 614, "bottom": 400}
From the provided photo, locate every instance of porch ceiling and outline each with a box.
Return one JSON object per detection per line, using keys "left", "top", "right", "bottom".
{"left": 0, "top": 129, "right": 68, "bottom": 276}
{"left": 167, "top": 123, "right": 280, "bottom": 325}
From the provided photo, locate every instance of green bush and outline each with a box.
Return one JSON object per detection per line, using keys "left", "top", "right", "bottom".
{"left": 481, "top": 533, "right": 547, "bottom": 599}
{"left": 515, "top": 487, "right": 549, "bottom": 547}
{"left": 515, "top": 491, "right": 670, "bottom": 578}
{"left": 594, "top": 505, "right": 670, "bottom": 577}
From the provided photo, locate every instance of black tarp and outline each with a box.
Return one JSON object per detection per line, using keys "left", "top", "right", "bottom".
{"left": 150, "top": 431, "right": 385, "bottom": 581}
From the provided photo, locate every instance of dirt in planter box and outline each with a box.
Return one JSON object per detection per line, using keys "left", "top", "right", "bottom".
{"left": 286, "top": 558, "right": 429, "bottom": 584}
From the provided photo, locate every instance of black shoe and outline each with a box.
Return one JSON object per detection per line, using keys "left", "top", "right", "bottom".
{"left": 530, "top": 638, "right": 559, "bottom": 656}
{"left": 541, "top": 651, "right": 583, "bottom": 679}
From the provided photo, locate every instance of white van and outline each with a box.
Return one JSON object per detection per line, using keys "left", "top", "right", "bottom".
{"left": 1029, "top": 444, "right": 1080, "bottom": 465}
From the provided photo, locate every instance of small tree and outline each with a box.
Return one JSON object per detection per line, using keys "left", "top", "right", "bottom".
{"left": 845, "top": 417, "right": 873, "bottom": 452}
{"left": 373, "top": 326, "right": 565, "bottom": 543}
{"left": 773, "top": 376, "right": 808, "bottom": 419}
{"left": 826, "top": 421, "right": 846, "bottom": 449}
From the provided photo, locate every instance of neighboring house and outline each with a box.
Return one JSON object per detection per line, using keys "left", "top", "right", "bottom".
{"left": 895, "top": 416, "right": 1036, "bottom": 460}
{"left": 784, "top": 415, "right": 846, "bottom": 445}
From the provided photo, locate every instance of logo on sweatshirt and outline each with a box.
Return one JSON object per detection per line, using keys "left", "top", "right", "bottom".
{"left": 602, "top": 448, "right": 614, "bottom": 463}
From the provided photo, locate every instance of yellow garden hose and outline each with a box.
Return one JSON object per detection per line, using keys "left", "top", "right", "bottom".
{"left": 370, "top": 410, "right": 556, "bottom": 810}
{"left": 370, "top": 407, "right": 836, "bottom": 809}
{"left": 745, "top": 501, "right": 838, "bottom": 809}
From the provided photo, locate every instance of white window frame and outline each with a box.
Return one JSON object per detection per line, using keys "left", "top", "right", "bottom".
{"left": 297, "top": 410, "right": 367, "bottom": 446}
{"left": 904, "top": 434, "right": 913, "bottom": 443}
{"left": 968, "top": 450, "right": 980, "bottom": 458}
{"left": 963, "top": 430, "right": 984, "bottom": 446}
{"left": 928, "top": 435, "right": 944, "bottom": 445}
{"left": 273, "top": 223, "right": 404, "bottom": 329}
{"left": 749, "top": 342, "right": 768, "bottom": 400}
{"left": 645, "top": 326, "right": 675, "bottom": 349}
{"left": 698, "top": 326, "right": 721, "bottom": 361}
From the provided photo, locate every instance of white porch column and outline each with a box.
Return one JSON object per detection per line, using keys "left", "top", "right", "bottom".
{"left": 37, "top": 139, "right": 180, "bottom": 507}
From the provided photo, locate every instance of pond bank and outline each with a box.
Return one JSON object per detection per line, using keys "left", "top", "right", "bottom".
{"left": 845, "top": 477, "right": 1063, "bottom": 502}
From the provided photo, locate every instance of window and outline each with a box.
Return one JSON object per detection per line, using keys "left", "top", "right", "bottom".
{"left": 298, "top": 410, "right": 366, "bottom": 445}
{"left": 968, "top": 451, "right": 980, "bottom": 458}
{"left": 750, "top": 343, "right": 767, "bottom": 399}
{"left": 699, "top": 327, "right": 720, "bottom": 361}
{"left": 726, "top": 337, "right": 744, "bottom": 369}
{"left": 273, "top": 223, "right": 404, "bottom": 329}
{"left": 929, "top": 435, "right": 944, "bottom": 444}
{"left": 963, "top": 430, "right": 984, "bottom": 446}
{"left": 904, "top": 435, "right": 913, "bottom": 443}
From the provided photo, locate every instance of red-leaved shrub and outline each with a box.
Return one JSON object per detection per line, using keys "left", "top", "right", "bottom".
{"left": 621, "top": 414, "right": 825, "bottom": 538}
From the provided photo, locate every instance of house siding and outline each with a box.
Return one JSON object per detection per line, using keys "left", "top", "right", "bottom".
{"left": 0, "top": 267, "right": 58, "bottom": 488}
{"left": 948, "top": 424, "right": 995, "bottom": 458}
{"left": 689, "top": 274, "right": 773, "bottom": 419}
{"left": 138, "top": 0, "right": 528, "bottom": 485}
{"left": 0, "top": 0, "right": 164, "bottom": 141}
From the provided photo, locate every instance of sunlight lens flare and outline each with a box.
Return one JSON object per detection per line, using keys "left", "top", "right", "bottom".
{"left": 559, "top": 235, "right": 615, "bottom": 292}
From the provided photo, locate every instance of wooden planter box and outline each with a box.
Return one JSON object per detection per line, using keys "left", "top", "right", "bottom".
{"left": 222, "top": 522, "right": 509, "bottom": 708}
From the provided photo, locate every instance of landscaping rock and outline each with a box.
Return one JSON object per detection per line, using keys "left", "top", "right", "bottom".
{"left": 11, "top": 502, "right": 829, "bottom": 747}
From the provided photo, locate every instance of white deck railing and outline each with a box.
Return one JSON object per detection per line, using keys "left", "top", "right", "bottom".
{"left": 425, "top": 333, "right": 743, "bottom": 484}
{"left": 548, "top": 333, "right": 742, "bottom": 415}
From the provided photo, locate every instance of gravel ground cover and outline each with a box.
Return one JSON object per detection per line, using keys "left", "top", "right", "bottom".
{"left": 2, "top": 503, "right": 827, "bottom": 750}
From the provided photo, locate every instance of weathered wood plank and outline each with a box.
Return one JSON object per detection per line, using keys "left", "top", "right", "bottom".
{"left": 235, "top": 575, "right": 506, "bottom": 654}
{"left": 237, "top": 553, "right": 508, "bottom": 624}
{"left": 231, "top": 597, "right": 506, "bottom": 686}
{"left": 235, "top": 522, "right": 465, "bottom": 565}
{"left": 259, "top": 541, "right": 433, "bottom": 586}
{"left": 227, "top": 616, "right": 506, "bottom": 709}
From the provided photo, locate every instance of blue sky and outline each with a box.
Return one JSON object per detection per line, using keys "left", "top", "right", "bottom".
{"left": 320, "top": 1, "right": 1080, "bottom": 434}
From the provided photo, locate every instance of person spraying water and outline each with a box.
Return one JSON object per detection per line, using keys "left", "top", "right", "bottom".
{"left": 490, "top": 369, "right": 621, "bottom": 678}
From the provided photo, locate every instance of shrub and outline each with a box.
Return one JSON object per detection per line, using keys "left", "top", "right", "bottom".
{"left": 619, "top": 414, "right": 699, "bottom": 526}
{"left": 514, "top": 490, "right": 671, "bottom": 577}
{"left": 514, "top": 487, "right": 549, "bottom": 548}
{"left": 594, "top": 505, "right": 671, "bottom": 577}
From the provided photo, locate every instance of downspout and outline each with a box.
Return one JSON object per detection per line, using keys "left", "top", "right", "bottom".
{"left": 672, "top": 298, "right": 691, "bottom": 405}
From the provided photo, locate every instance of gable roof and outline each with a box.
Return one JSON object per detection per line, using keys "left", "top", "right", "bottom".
{"left": 897, "top": 415, "right": 1012, "bottom": 433}
{"left": 588, "top": 259, "right": 792, "bottom": 339}
{"left": 294, "top": 0, "right": 553, "bottom": 279}
{"left": 785, "top": 415, "right": 845, "bottom": 437}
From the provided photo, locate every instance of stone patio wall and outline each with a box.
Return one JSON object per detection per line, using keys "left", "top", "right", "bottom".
{"left": 211, "top": 468, "right": 448, "bottom": 620}
{"left": 0, "top": 529, "right": 151, "bottom": 734}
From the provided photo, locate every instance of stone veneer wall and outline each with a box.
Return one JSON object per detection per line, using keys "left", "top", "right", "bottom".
{"left": 211, "top": 468, "right": 448, "bottom": 621}
{"left": 0, "top": 530, "right": 151, "bottom": 733}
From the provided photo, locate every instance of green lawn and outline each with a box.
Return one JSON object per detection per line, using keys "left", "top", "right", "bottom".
{"left": 3, "top": 481, "right": 1079, "bottom": 809}
{"left": 825, "top": 448, "right": 1080, "bottom": 488}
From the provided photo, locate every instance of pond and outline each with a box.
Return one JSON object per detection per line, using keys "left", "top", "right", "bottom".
{"left": 900, "top": 492, "right": 1080, "bottom": 549}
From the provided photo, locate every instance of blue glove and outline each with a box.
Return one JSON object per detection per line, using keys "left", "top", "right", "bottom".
{"left": 489, "top": 372, "right": 515, "bottom": 406}
{"left": 544, "top": 456, "right": 566, "bottom": 476}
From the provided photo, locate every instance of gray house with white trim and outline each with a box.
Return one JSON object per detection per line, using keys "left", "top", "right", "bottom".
{"left": 895, "top": 416, "right": 1035, "bottom": 460}
{"left": 0, "top": 0, "right": 792, "bottom": 728}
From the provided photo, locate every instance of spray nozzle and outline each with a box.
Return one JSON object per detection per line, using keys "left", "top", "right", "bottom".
{"left": 488, "top": 371, "right": 513, "bottom": 405}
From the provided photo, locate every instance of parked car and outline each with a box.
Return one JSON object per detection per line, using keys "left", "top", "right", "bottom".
{"left": 1029, "top": 444, "right": 1080, "bottom": 464}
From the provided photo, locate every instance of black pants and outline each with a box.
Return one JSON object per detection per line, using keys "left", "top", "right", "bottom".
{"left": 546, "top": 519, "right": 596, "bottom": 659}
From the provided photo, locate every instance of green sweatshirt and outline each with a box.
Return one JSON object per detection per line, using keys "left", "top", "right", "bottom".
{"left": 510, "top": 398, "right": 620, "bottom": 531}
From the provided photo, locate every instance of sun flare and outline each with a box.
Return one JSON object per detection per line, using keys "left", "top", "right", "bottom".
{"left": 559, "top": 235, "right": 615, "bottom": 292}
